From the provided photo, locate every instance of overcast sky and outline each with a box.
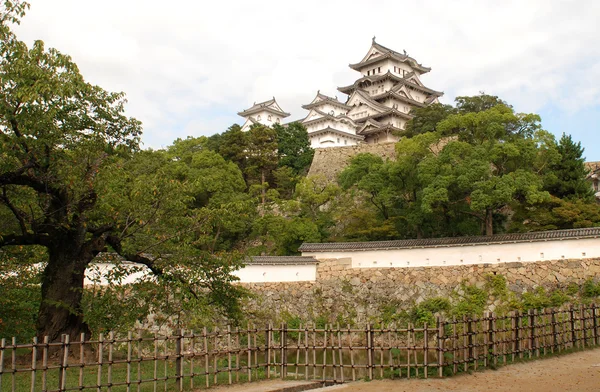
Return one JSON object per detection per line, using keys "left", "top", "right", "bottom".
{"left": 12, "top": 0, "right": 600, "bottom": 160}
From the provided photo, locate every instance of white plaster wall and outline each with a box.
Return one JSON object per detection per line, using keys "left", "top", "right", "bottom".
{"left": 232, "top": 264, "right": 316, "bottom": 282}
{"left": 302, "top": 238, "right": 600, "bottom": 268}
{"left": 240, "top": 110, "right": 282, "bottom": 132}
{"left": 85, "top": 262, "right": 318, "bottom": 285}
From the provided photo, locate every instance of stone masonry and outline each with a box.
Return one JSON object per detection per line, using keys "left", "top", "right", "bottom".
{"left": 240, "top": 257, "right": 600, "bottom": 323}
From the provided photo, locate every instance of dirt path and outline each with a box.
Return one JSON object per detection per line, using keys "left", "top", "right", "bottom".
{"left": 323, "top": 348, "right": 600, "bottom": 392}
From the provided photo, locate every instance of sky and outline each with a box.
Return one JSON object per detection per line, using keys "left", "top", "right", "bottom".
{"left": 12, "top": 0, "right": 600, "bottom": 160}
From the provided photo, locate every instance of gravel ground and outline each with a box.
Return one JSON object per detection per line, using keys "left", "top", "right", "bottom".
{"left": 319, "top": 347, "right": 600, "bottom": 392}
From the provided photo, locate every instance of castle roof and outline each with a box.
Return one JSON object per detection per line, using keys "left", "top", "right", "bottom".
{"left": 308, "top": 126, "right": 364, "bottom": 141}
{"left": 299, "top": 227, "right": 600, "bottom": 252}
{"left": 302, "top": 91, "right": 352, "bottom": 110}
{"left": 246, "top": 256, "right": 317, "bottom": 265}
{"left": 349, "top": 39, "right": 431, "bottom": 74}
{"left": 338, "top": 71, "right": 443, "bottom": 96}
{"left": 238, "top": 97, "right": 290, "bottom": 118}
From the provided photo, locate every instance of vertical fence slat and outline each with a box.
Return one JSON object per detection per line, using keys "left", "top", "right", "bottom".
{"left": 97, "top": 333, "right": 104, "bottom": 392}
{"left": 31, "top": 336, "right": 38, "bottom": 392}
{"left": 108, "top": 331, "right": 114, "bottom": 392}
{"left": 202, "top": 328, "right": 208, "bottom": 389}
{"left": 127, "top": 331, "right": 133, "bottom": 392}
{"left": 12, "top": 337, "right": 16, "bottom": 392}
{"left": 153, "top": 333, "right": 158, "bottom": 392}
{"left": 138, "top": 330, "right": 142, "bottom": 392}
{"left": 42, "top": 336, "right": 48, "bottom": 392}
{"left": 61, "top": 335, "right": 70, "bottom": 392}
{"left": 0, "top": 338, "right": 4, "bottom": 392}
{"left": 592, "top": 304, "right": 599, "bottom": 346}
{"left": 78, "top": 333, "right": 85, "bottom": 391}
{"left": 437, "top": 317, "right": 444, "bottom": 378}
{"left": 348, "top": 324, "right": 355, "bottom": 382}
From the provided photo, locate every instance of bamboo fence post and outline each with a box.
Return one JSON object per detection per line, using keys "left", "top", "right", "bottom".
{"left": 378, "top": 326, "right": 383, "bottom": 379}
{"left": 462, "top": 316, "right": 468, "bottom": 372}
{"left": 42, "top": 336, "right": 48, "bottom": 392}
{"left": 338, "top": 323, "right": 344, "bottom": 383}
{"left": 60, "top": 334, "right": 70, "bottom": 392}
{"left": 31, "top": 336, "right": 38, "bottom": 392}
{"left": 437, "top": 317, "right": 444, "bottom": 378}
{"left": 387, "top": 323, "right": 393, "bottom": 380}
{"left": 227, "top": 326, "right": 232, "bottom": 385}
{"left": 569, "top": 306, "right": 577, "bottom": 349}
{"left": 108, "top": 331, "right": 114, "bottom": 392}
{"left": 0, "top": 338, "right": 4, "bottom": 392}
{"left": 189, "top": 330, "right": 195, "bottom": 390}
{"left": 304, "top": 325, "right": 309, "bottom": 381}
{"left": 580, "top": 305, "right": 587, "bottom": 348}
{"left": 592, "top": 304, "right": 599, "bottom": 346}
{"left": 452, "top": 317, "right": 457, "bottom": 375}
{"left": 153, "top": 334, "right": 158, "bottom": 392}
{"left": 12, "top": 337, "right": 17, "bottom": 392}
{"left": 78, "top": 333, "right": 85, "bottom": 392}
{"left": 202, "top": 328, "right": 208, "bottom": 388}
{"left": 551, "top": 310, "right": 558, "bottom": 353}
{"left": 127, "top": 331, "right": 133, "bottom": 392}
{"left": 489, "top": 312, "right": 496, "bottom": 367}
{"left": 348, "top": 325, "right": 355, "bottom": 382}
{"left": 137, "top": 330, "right": 143, "bottom": 392}
{"left": 424, "top": 322, "right": 429, "bottom": 379}
{"left": 266, "top": 323, "right": 271, "bottom": 379}
{"left": 515, "top": 311, "right": 522, "bottom": 359}
{"left": 235, "top": 327, "right": 240, "bottom": 383}
{"left": 247, "top": 324, "right": 252, "bottom": 382}
{"left": 295, "top": 324, "right": 301, "bottom": 380}
{"left": 253, "top": 326, "right": 259, "bottom": 381}
{"left": 528, "top": 309, "right": 534, "bottom": 359}
{"left": 213, "top": 327, "right": 218, "bottom": 385}
{"left": 332, "top": 325, "right": 338, "bottom": 382}
{"left": 367, "top": 323, "right": 373, "bottom": 380}
{"left": 406, "top": 323, "right": 411, "bottom": 379}
{"left": 175, "top": 329, "right": 183, "bottom": 390}
{"left": 164, "top": 335, "right": 169, "bottom": 392}
{"left": 282, "top": 322, "right": 287, "bottom": 380}
{"left": 322, "top": 324, "right": 328, "bottom": 381}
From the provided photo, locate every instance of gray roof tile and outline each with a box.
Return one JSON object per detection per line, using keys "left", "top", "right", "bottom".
{"left": 299, "top": 228, "right": 600, "bottom": 252}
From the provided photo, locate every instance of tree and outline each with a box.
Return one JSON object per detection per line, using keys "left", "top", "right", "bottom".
{"left": 245, "top": 124, "right": 278, "bottom": 206}
{"left": 273, "top": 122, "right": 314, "bottom": 174}
{"left": 455, "top": 93, "right": 509, "bottom": 114}
{"left": 544, "top": 133, "right": 593, "bottom": 200}
{"left": 403, "top": 103, "right": 456, "bottom": 137}
{"left": 218, "top": 124, "right": 249, "bottom": 174}
{"left": 0, "top": 5, "right": 244, "bottom": 341}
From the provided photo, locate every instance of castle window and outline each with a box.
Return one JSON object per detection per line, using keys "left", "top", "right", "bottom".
{"left": 337, "top": 138, "right": 340, "bottom": 143}
{"left": 276, "top": 118, "right": 280, "bottom": 123}
{"left": 344, "top": 139, "right": 347, "bottom": 145}
{"left": 267, "top": 115, "right": 272, "bottom": 121}
{"left": 257, "top": 115, "right": 262, "bottom": 121}
{"left": 394, "top": 66, "right": 397, "bottom": 72}
{"left": 378, "top": 67, "right": 381, "bottom": 73}
{"left": 367, "top": 70, "right": 370, "bottom": 76}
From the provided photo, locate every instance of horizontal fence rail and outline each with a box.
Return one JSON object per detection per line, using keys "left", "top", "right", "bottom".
{"left": 0, "top": 304, "right": 598, "bottom": 391}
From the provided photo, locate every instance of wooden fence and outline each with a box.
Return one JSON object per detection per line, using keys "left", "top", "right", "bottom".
{"left": 0, "top": 304, "right": 599, "bottom": 391}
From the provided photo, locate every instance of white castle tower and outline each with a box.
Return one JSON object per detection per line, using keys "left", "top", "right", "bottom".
{"left": 303, "top": 38, "right": 443, "bottom": 148}
{"left": 238, "top": 97, "right": 290, "bottom": 132}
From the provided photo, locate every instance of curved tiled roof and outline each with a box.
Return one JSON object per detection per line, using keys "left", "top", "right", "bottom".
{"left": 338, "top": 71, "right": 443, "bottom": 97}
{"left": 350, "top": 41, "right": 431, "bottom": 74}
{"left": 299, "top": 228, "right": 600, "bottom": 252}
{"left": 246, "top": 256, "right": 318, "bottom": 265}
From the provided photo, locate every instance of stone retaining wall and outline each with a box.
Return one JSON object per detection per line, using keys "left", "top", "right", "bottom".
{"left": 240, "top": 257, "right": 600, "bottom": 323}
{"left": 307, "top": 143, "right": 396, "bottom": 181}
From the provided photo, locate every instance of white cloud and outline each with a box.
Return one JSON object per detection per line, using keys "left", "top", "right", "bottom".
{"left": 12, "top": 0, "right": 600, "bottom": 149}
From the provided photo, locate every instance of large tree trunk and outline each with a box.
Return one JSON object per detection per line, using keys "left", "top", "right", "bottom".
{"left": 37, "top": 243, "right": 92, "bottom": 343}
{"left": 485, "top": 208, "right": 494, "bottom": 236}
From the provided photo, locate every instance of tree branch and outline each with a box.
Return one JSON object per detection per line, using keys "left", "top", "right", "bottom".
{"left": 0, "top": 232, "right": 44, "bottom": 248}
{"left": 0, "top": 170, "right": 62, "bottom": 197}
{"left": 0, "top": 186, "right": 29, "bottom": 235}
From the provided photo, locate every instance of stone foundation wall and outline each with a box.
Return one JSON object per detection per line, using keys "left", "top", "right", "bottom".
{"left": 240, "top": 258, "right": 600, "bottom": 323}
{"left": 308, "top": 143, "right": 396, "bottom": 181}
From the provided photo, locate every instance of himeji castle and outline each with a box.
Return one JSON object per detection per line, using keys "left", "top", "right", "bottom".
{"left": 238, "top": 38, "right": 443, "bottom": 148}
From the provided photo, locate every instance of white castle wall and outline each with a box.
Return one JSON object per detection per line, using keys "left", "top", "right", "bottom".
{"left": 302, "top": 237, "right": 600, "bottom": 268}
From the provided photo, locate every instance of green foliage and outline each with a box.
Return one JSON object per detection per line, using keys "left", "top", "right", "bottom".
{"left": 544, "top": 133, "right": 593, "bottom": 200}
{"left": 404, "top": 103, "right": 456, "bottom": 136}
{"left": 582, "top": 279, "right": 600, "bottom": 298}
{"left": 452, "top": 284, "right": 488, "bottom": 317}
{"left": 521, "top": 287, "right": 572, "bottom": 310}
{"left": 410, "top": 297, "right": 451, "bottom": 325}
{"left": 273, "top": 122, "right": 314, "bottom": 174}
{"left": 0, "top": 247, "right": 43, "bottom": 340}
